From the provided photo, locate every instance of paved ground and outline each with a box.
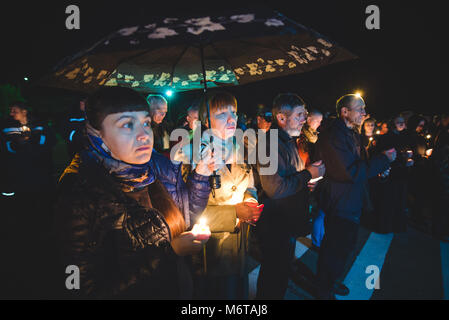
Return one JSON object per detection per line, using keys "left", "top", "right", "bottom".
{"left": 248, "top": 222, "right": 449, "bottom": 300}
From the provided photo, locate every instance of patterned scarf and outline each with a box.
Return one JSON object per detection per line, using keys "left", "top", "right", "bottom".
{"left": 83, "top": 123, "right": 155, "bottom": 191}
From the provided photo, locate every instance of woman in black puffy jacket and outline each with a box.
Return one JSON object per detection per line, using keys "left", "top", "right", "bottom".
{"left": 54, "top": 87, "right": 213, "bottom": 299}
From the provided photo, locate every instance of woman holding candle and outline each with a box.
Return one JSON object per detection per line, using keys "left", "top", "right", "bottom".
{"left": 370, "top": 114, "right": 414, "bottom": 233}
{"left": 54, "top": 87, "right": 213, "bottom": 299}
{"left": 361, "top": 118, "right": 379, "bottom": 157}
{"left": 174, "top": 91, "right": 262, "bottom": 299}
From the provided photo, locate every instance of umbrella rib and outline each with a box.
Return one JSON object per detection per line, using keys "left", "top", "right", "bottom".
{"left": 169, "top": 45, "right": 190, "bottom": 87}
{"left": 236, "top": 39, "right": 288, "bottom": 56}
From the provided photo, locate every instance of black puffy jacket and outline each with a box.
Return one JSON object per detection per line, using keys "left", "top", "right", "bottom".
{"left": 54, "top": 151, "right": 210, "bottom": 299}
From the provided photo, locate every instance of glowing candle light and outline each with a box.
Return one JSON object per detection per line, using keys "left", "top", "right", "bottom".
{"left": 191, "top": 218, "right": 211, "bottom": 240}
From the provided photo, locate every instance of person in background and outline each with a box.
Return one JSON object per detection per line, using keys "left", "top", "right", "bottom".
{"left": 379, "top": 121, "right": 389, "bottom": 135}
{"left": 256, "top": 108, "right": 273, "bottom": 133}
{"left": 371, "top": 114, "right": 413, "bottom": 234}
{"left": 406, "top": 114, "right": 431, "bottom": 228}
{"left": 296, "top": 109, "right": 324, "bottom": 252}
{"left": 361, "top": 118, "right": 378, "bottom": 157}
{"left": 147, "top": 94, "right": 171, "bottom": 155}
{"left": 254, "top": 93, "right": 325, "bottom": 299}
{"left": 54, "top": 86, "right": 213, "bottom": 299}
{"left": 430, "top": 123, "right": 449, "bottom": 242}
{"left": 297, "top": 109, "right": 322, "bottom": 167}
{"left": 315, "top": 94, "right": 395, "bottom": 299}
{"left": 0, "top": 101, "right": 56, "bottom": 297}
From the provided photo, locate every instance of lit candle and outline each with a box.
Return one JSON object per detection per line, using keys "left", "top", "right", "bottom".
{"left": 426, "top": 134, "right": 432, "bottom": 140}
{"left": 426, "top": 149, "right": 433, "bottom": 157}
{"left": 191, "top": 218, "right": 211, "bottom": 240}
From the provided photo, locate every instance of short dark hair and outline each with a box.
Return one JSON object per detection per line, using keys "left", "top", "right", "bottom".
{"left": 85, "top": 86, "right": 149, "bottom": 130}
{"left": 199, "top": 91, "right": 237, "bottom": 125}
{"left": 9, "top": 101, "right": 29, "bottom": 111}
{"left": 336, "top": 94, "right": 364, "bottom": 116}
{"left": 272, "top": 93, "right": 305, "bottom": 122}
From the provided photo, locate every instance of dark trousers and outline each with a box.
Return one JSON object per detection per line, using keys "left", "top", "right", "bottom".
{"left": 316, "top": 214, "right": 359, "bottom": 299}
{"left": 255, "top": 217, "right": 296, "bottom": 299}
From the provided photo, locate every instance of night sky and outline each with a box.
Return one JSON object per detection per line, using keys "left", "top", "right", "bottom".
{"left": 0, "top": 0, "right": 445, "bottom": 121}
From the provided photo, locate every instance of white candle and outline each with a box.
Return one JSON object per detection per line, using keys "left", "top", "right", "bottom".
{"left": 309, "top": 176, "right": 323, "bottom": 183}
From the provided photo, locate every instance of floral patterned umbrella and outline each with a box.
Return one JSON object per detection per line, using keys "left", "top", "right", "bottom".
{"left": 38, "top": 8, "right": 356, "bottom": 94}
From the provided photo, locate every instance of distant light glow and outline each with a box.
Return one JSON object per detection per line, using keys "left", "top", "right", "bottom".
{"left": 24, "top": 77, "right": 29, "bottom": 81}
{"left": 165, "top": 89, "right": 173, "bottom": 97}
{"left": 354, "top": 91, "right": 363, "bottom": 98}
{"left": 426, "top": 134, "right": 431, "bottom": 139}
{"left": 376, "top": 130, "right": 381, "bottom": 135}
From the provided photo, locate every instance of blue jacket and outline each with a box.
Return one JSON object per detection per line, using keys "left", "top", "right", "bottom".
{"left": 316, "top": 118, "right": 390, "bottom": 223}
{"left": 150, "top": 151, "right": 211, "bottom": 227}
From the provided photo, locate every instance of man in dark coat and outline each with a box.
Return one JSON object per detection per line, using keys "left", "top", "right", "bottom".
{"left": 315, "top": 94, "right": 395, "bottom": 299}
{"left": 255, "top": 93, "right": 325, "bottom": 299}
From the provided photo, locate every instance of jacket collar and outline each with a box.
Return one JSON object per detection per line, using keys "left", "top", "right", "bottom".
{"left": 278, "top": 128, "right": 295, "bottom": 143}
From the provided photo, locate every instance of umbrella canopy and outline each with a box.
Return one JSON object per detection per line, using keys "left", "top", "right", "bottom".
{"left": 38, "top": 8, "right": 356, "bottom": 94}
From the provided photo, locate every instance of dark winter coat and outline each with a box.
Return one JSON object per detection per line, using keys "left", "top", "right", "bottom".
{"left": 315, "top": 118, "right": 390, "bottom": 224}
{"left": 54, "top": 150, "right": 210, "bottom": 298}
{"left": 256, "top": 128, "right": 312, "bottom": 237}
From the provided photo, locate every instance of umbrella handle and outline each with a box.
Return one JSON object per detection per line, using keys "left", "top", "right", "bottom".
{"left": 200, "top": 44, "right": 221, "bottom": 192}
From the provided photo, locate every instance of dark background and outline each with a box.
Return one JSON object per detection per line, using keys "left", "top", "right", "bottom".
{"left": 0, "top": 0, "right": 445, "bottom": 122}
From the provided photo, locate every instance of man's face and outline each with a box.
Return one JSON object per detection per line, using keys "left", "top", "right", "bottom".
{"left": 209, "top": 105, "right": 237, "bottom": 140}
{"left": 9, "top": 106, "right": 27, "bottom": 123}
{"left": 307, "top": 114, "right": 323, "bottom": 132}
{"left": 186, "top": 110, "right": 199, "bottom": 130}
{"left": 257, "top": 116, "right": 272, "bottom": 132}
{"left": 279, "top": 105, "right": 307, "bottom": 137}
{"left": 150, "top": 103, "right": 168, "bottom": 124}
{"left": 394, "top": 117, "right": 406, "bottom": 132}
{"left": 416, "top": 120, "right": 425, "bottom": 133}
{"left": 342, "top": 99, "right": 366, "bottom": 127}
{"left": 100, "top": 111, "right": 153, "bottom": 165}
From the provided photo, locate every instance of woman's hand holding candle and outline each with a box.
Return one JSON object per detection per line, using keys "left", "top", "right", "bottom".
{"left": 191, "top": 218, "right": 211, "bottom": 243}
{"left": 171, "top": 232, "right": 204, "bottom": 256}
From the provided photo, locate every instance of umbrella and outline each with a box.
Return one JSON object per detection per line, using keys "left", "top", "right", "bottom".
{"left": 38, "top": 7, "right": 356, "bottom": 190}
{"left": 38, "top": 7, "right": 356, "bottom": 94}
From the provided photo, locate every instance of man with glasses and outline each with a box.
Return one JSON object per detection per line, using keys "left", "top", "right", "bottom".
{"left": 315, "top": 94, "right": 396, "bottom": 299}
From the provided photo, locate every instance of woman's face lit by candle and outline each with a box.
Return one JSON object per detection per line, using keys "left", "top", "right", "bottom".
{"left": 363, "top": 120, "right": 375, "bottom": 136}
{"left": 209, "top": 105, "right": 237, "bottom": 140}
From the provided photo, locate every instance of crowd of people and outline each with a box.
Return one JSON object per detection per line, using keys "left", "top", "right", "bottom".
{"left": 0, "top": 87, "right": 448, "bottom": 299}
